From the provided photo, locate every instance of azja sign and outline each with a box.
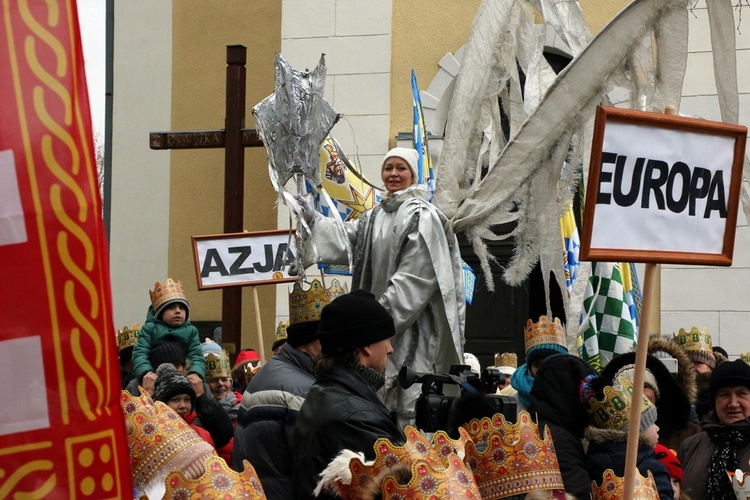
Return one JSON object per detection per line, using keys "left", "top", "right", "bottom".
{"left": 192, "top": 229, "right": 297, "bottom": 289}
{"left": 581, "top": 106, "right": 746, "bottom": 266}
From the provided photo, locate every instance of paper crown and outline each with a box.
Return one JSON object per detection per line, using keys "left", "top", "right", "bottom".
{"left": 494, "top": 352, "right": 517, "bottom": 369}
{"left": 288, "top": 278, "right": 347, "bottom": 325}
{"left": 275, "top": 320, "right": 289, "bottom": 341}
{"left": 729, "top": 469, "right": 750, "bottom": 499}
{"left": 118, "top": 323, "right": 140, "bottom": 351}
{"left": 317, "top": 426, "right": 477, "bottom": 499}
{"left": 591, "top": 468, "right": 659, "bottom": 500}
{"left": 584, "top": 376, "right": 654, "bottom": 431}
{"left": 524, "top": 316, "right": 567, "bottom": 353}
{"left": 462, "top": 411, "right": 564, "bottom": 499}
{"left": 149, "top": 278, "right": 189, "bottom": 316}
{"left": 205, "top": 350, "right": 232, "bottom": 380}
{"left": 740, "top": 353, "right": 750, "bottom": 366}
{"left": 674, "top": 326, "right": 713, "bottom": 352}
{"left": 121, "top": 389, "right": 214, "bottom": 491}
{"left": 163, "top": 455, "right": 266, "bottom": 499}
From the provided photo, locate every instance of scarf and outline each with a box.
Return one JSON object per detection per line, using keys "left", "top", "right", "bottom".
{"left": 351, "top": 362, "right": 386, "bottom": 392}
{"left": 706, "top": 424, "right": 750, "bottom": 498}
{"left": 510, "top": 364, "right": 534, "bottom": 408}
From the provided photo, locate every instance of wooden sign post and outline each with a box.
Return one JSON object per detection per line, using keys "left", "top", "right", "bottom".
{"left": 150, "top": 45, "right": 265, "bottom": 359}
{"left": 581, "top": 104, "right": 747, "bottom": 498}
{"left": 192, "top": 229, "right": 297, "bottom": 361}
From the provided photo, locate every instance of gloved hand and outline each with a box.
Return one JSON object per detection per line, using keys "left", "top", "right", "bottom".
{"left": 293, "top": 193, "right": 316, "bottom": 223}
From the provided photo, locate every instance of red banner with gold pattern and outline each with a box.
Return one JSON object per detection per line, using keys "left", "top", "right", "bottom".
{"left": 0, "top": 1, "right": 132, "bottom": 498}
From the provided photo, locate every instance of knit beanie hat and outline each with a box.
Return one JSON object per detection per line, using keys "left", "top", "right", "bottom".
{"left": 381, "top": 147, "right": 419, "bottom": 182}
{"left": 318, "top": 290, "right": 395, "bottom": 355}
{"left": 710, "top": 358, "right": 750, "bottom": 400}
{"left": 654, "top": 444, "right": 683, "bottom": 482}
{"left": 154, "top": 363, "right": 195, "bottom": 407}
{"left": 580, "top": 374, "right": 657, "bottom": 432}
{"left": 612, "top": 364, "right": 661, "bottom": 400}
{"left": 150, "top": 278, "right": 190, "bottom": 320}
{"left": 287, "top": 321, "right": 320, "bottom": 348}
{"left": 201, "top": 339, "right": 222, "bottom": 357}
{"left": 149, "top": 339, "right": 187, "bottom": 368}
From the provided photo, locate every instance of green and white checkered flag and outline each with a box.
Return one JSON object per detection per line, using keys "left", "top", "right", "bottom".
{"left": 577, "top": 262, "right": 638, "bottom": 371}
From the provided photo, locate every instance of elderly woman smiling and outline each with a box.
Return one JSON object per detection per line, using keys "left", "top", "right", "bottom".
{"left": 679, "top": 359, "right": 750, "bottom": 499}
{"left": 294, "top": 147, "right": 465, "bottom": 428}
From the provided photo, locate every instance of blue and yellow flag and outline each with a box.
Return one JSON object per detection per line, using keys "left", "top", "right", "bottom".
{"left": 560, "top": 204, "right": 581, "bottom": 293}
{"left": 412, "top": 70, "right": 434, "bottom": 194}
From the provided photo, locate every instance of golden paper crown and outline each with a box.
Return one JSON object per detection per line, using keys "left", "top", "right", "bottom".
{"left": 591, "top": 468, "right": 659, "bottom": 500}
{"left": 740, "top": 353, "right": 750, "bottom": 365}
{"left": 118, "top": 323, "right": 140, "bottom": 351}
{"left": 149, "top": 278, "right": 188, "bottom": 314}
{"left": 494, "top": 352, "right": 517, "bottom": 369}
{"left": 275, "top": 320, "right": 289, "bottom": 341}
{"left": 462, "top": 411, "right": 564, "bottom": 499}
{"left": 673, "top": 326, "right": 713, "bottom": 352}
{"left": 524, "top": 315, "right": 567, "bottom": 353}
{"left": 328, "top": 426, "right": 476, "bottom": 499}
{"left": 205, "top": 350, "right": 232, "bottom": 380}
{"left": 163, "top": 455, "right": 266, "bottom": 499}
{"left": 288, "top": 278, "right": 347, "bottom": 325}
{"left": 585, "top": 376, "right": 654, "bottom": 431}
{"left": 121, "top": 389, "right": 215, "bottom": 491}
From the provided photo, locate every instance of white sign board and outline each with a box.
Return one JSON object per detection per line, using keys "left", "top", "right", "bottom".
{"left": 192, "top": 230, "right": 297, "bottom": 289}
{"left": 581, "top": 106, "right": 746, "bottom": 265}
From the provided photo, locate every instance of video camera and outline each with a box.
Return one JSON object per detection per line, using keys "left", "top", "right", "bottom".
{"left": 398, "top": 364, "right": 517, "bottom": 433}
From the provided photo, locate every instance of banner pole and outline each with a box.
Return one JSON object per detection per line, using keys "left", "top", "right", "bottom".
{"left": 252, "top": 286, "right": 266, "bottom": 361}
{"left": 623, "top": 261, "right": 657, "bottom": 497}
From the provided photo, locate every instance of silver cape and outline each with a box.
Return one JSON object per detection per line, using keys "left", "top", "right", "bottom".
{"left": 303, "top": 186, "right": 465, "bottom": 426}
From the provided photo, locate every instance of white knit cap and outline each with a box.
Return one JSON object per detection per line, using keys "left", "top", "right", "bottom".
{"left": 464, "top": 352, "right": 481, "bottom": 374}
{"left": 381, "top": 147, "right": 419, "bottom": 182}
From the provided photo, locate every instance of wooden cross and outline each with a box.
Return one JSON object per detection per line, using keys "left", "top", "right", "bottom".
{"left": 149, "top": 45, "right": 262, "bottom": 359}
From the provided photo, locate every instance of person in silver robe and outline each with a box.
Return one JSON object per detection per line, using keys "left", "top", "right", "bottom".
{"left": 295, "top": 147, "right": 465, "bottom": 427}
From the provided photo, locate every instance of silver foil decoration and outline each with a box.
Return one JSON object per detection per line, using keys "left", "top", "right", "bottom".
{"left": 253, "top": 53, "right": 340, "bottom": 190}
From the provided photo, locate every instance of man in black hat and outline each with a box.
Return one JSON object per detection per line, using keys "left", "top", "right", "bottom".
{"left": 292, "top": 290, "right": 404, "bottom": 499}
{"left": 233, "top": 289, "right": 330, "bottom": 498}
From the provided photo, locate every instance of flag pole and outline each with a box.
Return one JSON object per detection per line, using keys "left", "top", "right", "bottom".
{"left": 251, "top": 286, "right": 266, "bottom": 362}
{"left": 622, "top": 104, "right": 674, "bottom": 497}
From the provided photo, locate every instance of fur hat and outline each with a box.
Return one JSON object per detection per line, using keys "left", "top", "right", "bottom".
{"left": 381, "top": 147, "right": 419, "bottom": 181}
{"left": 318, "top": 290, "right": 395, "bottom": 355}
{"left": 647, "top": 336, "right": 697, "bottom": 404}
{"left": 710, "top": 359, "right": 750, "bottom": 401}
{"left": 154, "top": 363, "right": 195, "bottom": 408}
{"left": 149, "top": 339, "right": 187, "bottom": 368}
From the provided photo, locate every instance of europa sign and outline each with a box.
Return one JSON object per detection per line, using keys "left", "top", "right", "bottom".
{"left": 581, "top": 106, "right": 747, "bottom": 265}
{"left": 192, "top": 229, "right": 297, "bottom": 289}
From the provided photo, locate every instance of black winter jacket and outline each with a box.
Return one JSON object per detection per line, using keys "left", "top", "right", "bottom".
{"left": 233, "top": 343, "right": 316, "bottom": 499}
{"left": 585, "top": 426, "right": 673, "bottom": 500}
{"left": 292, "top": 364, "right": 404, "bottom": 499}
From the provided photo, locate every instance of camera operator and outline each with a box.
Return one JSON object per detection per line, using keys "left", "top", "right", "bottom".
{"left": 400, "top": 364, "right": 515, "bottom": 438}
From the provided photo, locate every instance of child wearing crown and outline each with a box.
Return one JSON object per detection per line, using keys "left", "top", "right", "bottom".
{"left": 581, "top": 375, "right": 673, "bottom": 500}
{"left": 132, "top": 278, "right": 205, "bottom": 394}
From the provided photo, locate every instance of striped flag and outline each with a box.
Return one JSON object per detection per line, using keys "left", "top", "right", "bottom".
{"left": 578, "top": 262, "right": 638, "bottom": 371}
{"left": 411, "top": 70, "right": 434, "bottom": 194}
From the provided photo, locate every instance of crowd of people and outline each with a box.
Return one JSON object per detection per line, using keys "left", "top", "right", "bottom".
{"left": 117, "top": 149, "right": 750, "bottom": 499}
